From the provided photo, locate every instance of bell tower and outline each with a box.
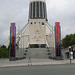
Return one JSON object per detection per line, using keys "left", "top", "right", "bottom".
{"left": 29, "top": 0, "right": 47, "bottom": 48}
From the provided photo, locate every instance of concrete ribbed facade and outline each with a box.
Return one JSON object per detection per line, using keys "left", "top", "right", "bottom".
{"left": 29, "top": 0, "right": 47, "bottom": 21}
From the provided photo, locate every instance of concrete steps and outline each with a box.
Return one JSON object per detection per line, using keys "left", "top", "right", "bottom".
{"left": 16, "top": 47, "right": 55, "bottom": 59}
{"left": 26, "top": 48, "right": 49, "bottom": 59}
{"left": 16, "top": 48, "right": 27, "bottom": 59}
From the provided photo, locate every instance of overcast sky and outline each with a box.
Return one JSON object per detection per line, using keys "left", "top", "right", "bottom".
{"left": 0, "top": 0, "right": 75, "bottom": 45}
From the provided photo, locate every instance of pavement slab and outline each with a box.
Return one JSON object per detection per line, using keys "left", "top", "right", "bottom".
{"left": 0, "top": 59, "right": 75, "bottom": 67}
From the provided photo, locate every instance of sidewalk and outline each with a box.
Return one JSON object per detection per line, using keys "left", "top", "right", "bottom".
{"left": 0, "top": 59, "right": 75, "bottom": 67}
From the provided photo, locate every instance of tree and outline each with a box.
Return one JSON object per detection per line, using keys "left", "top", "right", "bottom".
{"left": 0, "top": 45, "right": 9, "bottom": 58}
{"left": 62, "top": 34, "right": 75, "bottom": 48}
{"left": 1, "top": 45, "right": 7, "bottom": 49}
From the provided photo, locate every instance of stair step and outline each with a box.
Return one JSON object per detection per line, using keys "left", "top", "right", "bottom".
{"left": 26, "top": 48, "right": 49, "bottom": 59}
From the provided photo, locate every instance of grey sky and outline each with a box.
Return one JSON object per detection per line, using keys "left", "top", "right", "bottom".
{"left": 0, "top": 0, "right": 75, "bottom": 45}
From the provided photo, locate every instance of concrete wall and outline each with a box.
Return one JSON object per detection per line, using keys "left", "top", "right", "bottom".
{"left": 29, "top": 19, "right": 46, "bottom": 44}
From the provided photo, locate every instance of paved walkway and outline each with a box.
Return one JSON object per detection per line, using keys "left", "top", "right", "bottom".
{"left": 0, "top": 59, "right": 75, "bottom": 67}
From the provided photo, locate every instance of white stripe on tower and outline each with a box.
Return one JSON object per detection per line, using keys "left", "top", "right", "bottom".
{"left": 42, "top": 2, "right": 44, "bottom": 18}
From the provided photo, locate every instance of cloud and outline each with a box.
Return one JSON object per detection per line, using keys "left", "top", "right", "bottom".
{"left": 0, "top": 0, "right": 75, "bottom": 45}
{"left": 46, "top": 0, "right": 75, "bottom": 36}
{"left": 0, "top": 0, "right": 29, "bottom": 44}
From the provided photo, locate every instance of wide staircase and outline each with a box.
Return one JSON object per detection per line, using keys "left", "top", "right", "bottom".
{"left": 16, "top": 47, "right": 52, "bottom": 59}
{"left": 26, "top": 48, "right": 50, "bottom": 59}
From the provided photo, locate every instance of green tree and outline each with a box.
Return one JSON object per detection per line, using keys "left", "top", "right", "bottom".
{"left": 1, "top": 45, "right": 7, "bottom": 49}
{"left": 62, "top": 34, "right": 75, "bottom": 48}
{"left": 0, "top": 45, "right": 9, "bottom": 58}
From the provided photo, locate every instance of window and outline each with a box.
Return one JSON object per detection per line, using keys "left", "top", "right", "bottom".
{"left": 33, "top": 2, "right": 35, "bottom": 18}
{"left": 31, "top": 22, "right": 33, "bottom": 24}
{"left": 42, "top": 22, "right": 44, "bottom": 25}
{"left": 30, "top": 3, "right": 32, "bottom": 18}
{"left": 29, "top": 44, "right": 46, "bottom": 48}
{"left": 34, "top": 22, "right": 36, "bottom": 24}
